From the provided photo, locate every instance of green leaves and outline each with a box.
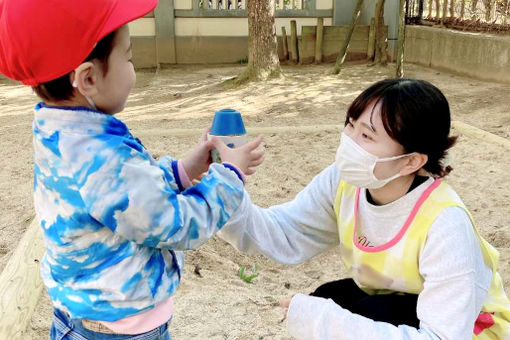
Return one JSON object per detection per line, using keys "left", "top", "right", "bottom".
{"left": 238, "top": 264, "right": 259, "bottom": 283}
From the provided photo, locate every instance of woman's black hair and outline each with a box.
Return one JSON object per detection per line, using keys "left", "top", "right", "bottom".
{"left": 33, "top": 31, "right": 117, "bottom": 102}
{"left": 346, "top": 78, "right": 457, "bottom": 177}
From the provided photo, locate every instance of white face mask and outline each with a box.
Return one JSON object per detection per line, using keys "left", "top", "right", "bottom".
{"left": 335, "top": 132, "right": 412, "bottom": 189}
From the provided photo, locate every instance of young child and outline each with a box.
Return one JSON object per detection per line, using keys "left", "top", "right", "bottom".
{"left": 0, "top": 0, "right": 264, "bottom": 339}
{"left": 216, "top": 79, "right": 510, "bottom": 339}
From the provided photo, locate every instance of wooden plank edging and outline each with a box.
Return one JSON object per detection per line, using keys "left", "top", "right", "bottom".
{"left": 0, "top": 219, "right": 44, "bottom": 339}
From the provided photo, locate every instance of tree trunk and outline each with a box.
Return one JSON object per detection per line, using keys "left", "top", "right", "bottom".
{"left": 396, "top": 0, "right": 406, "bottom": 78}
{"left": 449, "top": 0, "right": 455, "bottom": 17}
{"left": 435, "top": 0, "right": 441, "bottom": 19}
{"left": 232, "top": 0, "right": 281, "bottom": 85}
{"left": 333, "top": 0, "right": 365, "bottom": 74}
{"left": 374, "top": 0, "right": 388, "bottom": 65}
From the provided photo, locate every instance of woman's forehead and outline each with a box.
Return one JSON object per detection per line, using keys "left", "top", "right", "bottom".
{"left": 360, "top": 101, "right": 384, "bottom": 129}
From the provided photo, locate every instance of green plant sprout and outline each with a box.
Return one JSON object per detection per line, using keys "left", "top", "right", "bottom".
{"left": 238, "top": 264, "right": 259, "bottom": 283}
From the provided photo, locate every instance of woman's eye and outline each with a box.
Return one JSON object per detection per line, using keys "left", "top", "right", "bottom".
{"left": 362, "top": 133, "right": 372, "bottom": 140}
{"left": 347, "top": 121, "right": 354, "bottom": 127}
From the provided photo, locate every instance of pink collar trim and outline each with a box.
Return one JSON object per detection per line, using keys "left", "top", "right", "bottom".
{"left": 353, "top": 178, "right": 441, "bottom": 253}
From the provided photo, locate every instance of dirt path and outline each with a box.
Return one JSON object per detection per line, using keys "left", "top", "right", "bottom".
{"left": 0, "top": 63, "right": 508, "bottom": 339}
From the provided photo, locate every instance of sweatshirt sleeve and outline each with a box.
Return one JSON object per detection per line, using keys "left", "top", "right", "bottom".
{"left": 78, "top": 137, "right": 245, "bottom": 250}
{"left": 218, "top": 164, "right": 341, "bottom": 264}
{"left": 285, "top": 207, "right": 492, "bottom": 340}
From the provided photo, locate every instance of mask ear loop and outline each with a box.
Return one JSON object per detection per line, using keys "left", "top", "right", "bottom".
{"left": 371, "top": 153, "right": 414, "bottom": 183}
{"left": 72, "top": 80, "right": 97, "bottom": 110}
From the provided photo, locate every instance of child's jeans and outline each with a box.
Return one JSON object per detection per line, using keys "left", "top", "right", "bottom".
{"left": 50, "top": 309, "right": 171, "bottom": 340}
{"left": 310, "top": 278, "right": 420, "bottom": 327}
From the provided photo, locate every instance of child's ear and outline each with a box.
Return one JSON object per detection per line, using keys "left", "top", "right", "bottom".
{"left": 71, "top": 62, "right": 98, "bottom": 97}
{"left": 400, "top": 153, "right": 428, "bottom": 176}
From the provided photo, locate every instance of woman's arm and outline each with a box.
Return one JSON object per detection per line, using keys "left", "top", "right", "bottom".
{"left": 285, "top": 206, "right": 491, "bottom": 339}
{"left": 218, "top": 164, "right": 342, "bottom": 264}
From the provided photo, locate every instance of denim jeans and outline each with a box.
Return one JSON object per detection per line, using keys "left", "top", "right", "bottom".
{"left": 50, "top": 309, "right": 171, "bottom": 340}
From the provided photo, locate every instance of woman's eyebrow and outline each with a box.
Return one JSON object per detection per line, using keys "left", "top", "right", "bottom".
{"left": 361, "top": 121, "right": 376, "bottom": 133}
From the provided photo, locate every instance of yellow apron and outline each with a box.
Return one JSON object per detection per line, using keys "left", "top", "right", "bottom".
{"left": 334, "top": 179, "right": 510, "bottom": 339}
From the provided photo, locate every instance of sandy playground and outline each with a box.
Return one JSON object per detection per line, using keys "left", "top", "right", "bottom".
{"left": 0, "top": 62, "right": 509, "bottom": 339}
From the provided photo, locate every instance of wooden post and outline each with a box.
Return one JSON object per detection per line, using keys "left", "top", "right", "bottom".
{"left": 503, "top": 0, "right": 509, "bottom": 25}
{"left": 290, "top": 20, "right": 299, "bottom": 63}
{"left": 449, "top": 0, "right": 455, "bottom": 17}
{"left": 315, "top": 17, "right": 324, "bottom": 64}
{"left": 396, "top": 0, "right": 406, "bottom": 78}
{"left": 441, "top": 0, "right": 448, "bottom": 23}
{"left": 282, "top": 27, "right": 289, "bottom": 60}
{"left": 427, "top": 0, "right": 433, "bottom": 18}
{"left": 460, "top": 0, "right": 466, "bottom": 18}
{"left": 367, "top": 17, "right": 376, "bottom": 61}
{"left": 333, "top": 0, "right": 364, "bottom": 74}
{"left": 0, "top": 219, "right": 44, "bottom": 339}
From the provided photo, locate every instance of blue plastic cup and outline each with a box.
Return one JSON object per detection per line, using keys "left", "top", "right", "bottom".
{"left": 208, "top": 109, "right": 247, "bottom": 163}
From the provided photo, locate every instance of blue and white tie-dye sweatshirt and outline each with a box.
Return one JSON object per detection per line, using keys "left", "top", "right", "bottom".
{"left": 33, "top": 103, "right": 245, "bottom": 321}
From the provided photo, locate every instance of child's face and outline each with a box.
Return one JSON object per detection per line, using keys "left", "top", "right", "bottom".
{"left": 93, "top": 25, "right": 135, "bottom": 114}
{"left": 344, "top": 100, "right": 409, "bottom": 181}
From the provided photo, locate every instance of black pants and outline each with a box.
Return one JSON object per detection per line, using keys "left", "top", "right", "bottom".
{"left": 310, "top": 279, "right": 420, "bottom": 328}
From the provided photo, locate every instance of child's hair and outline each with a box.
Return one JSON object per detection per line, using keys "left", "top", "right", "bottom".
{"left": 33, "top": 31, "right": 117, "bottom": 102}
{"left": 346, "top": 78, "right": 457, "bottom": 177}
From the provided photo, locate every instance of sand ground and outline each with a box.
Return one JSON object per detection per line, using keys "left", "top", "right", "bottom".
{"left": 0, "top": 62, "right": 509, "bottom": 339}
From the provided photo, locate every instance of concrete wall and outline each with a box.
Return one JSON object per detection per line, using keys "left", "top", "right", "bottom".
{"left": 405, "top": 26, "right": 510, "bottom": 84}
{"left": 298, "top": 25, "right": 382, "bottom": 63}
{"left": 130, "top": 0, "right": 407, "bottom": 67}
{"left": 333, "top": 0, "right": 399, "bottom": 59}
{"left": 129, "top": 0, "right": 335, "bottom": 67}
{"left": 129, "top": 18, "right": 157, "bottom": 68}
{"left": 174, "top": 17, "right": 332, "bottom": 64}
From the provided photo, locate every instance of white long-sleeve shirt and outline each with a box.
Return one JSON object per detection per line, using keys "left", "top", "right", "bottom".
{"left": 219, "top": 164, "right": 493, "bottom": 339}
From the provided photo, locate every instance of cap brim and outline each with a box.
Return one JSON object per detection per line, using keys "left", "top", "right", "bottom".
{"left": 99, "top": 0, "right": 158, "bottom": 40}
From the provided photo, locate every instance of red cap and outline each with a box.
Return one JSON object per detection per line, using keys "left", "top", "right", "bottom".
{"left": 0, "top": 0, "right": 158, "bottom": 86}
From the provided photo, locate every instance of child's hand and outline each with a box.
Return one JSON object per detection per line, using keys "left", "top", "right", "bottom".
{"left": 181, "top": 128, "right": 215, "bottom": 181}
{"left": 210, "top": 135, "right": 265, "bottom": 176}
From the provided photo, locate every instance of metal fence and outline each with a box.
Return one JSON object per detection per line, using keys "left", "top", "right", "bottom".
{"left": 197, "top": 0, "right": 311, "bottom": 10}
{"left": 406, "top": 0, "right": 510, "bottom": 31}
{"left": 185, "top": 0, "right": 329, "bottom": 17}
